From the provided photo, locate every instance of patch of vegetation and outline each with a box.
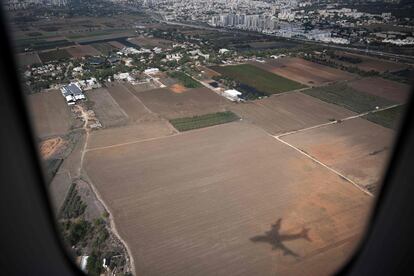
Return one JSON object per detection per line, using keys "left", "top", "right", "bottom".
{"left": 363, "top": 105, "right": 404, "bottom": 129}
{"left": 303, "top": 83, "right": 396, "bottom": 113}
{"left": 59, "top": 183, "right": 87, "bottom": 219}
{"left": 15, "top": 38, "right": 74, "bottom": 52}
{"left": 39, "top": 49, "right": 71, "bottom": 63}
{"left": 170, "top": 111, "right": 240, "bottom": 132}
{"left": 87, "top": 250, "right": 103, "bottom": 276}
{"left": 44, "top": 158, "right": 63, "bottom": 183}
{"left": 236, "top": 83, "right": 268, "bottom": 100}
{"left": 211, "top": 64, "right": 304, "bottom": 95}
{"left": 168, "top": 71, "right": 202, "bottom": 88}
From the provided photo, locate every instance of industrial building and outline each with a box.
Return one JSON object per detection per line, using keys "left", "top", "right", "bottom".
{"left": 60, "top": 83, "right": 85, "bottom": 105}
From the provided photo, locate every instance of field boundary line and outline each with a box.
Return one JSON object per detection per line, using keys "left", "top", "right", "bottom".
{"left": 121, "top": 83, "right": 155, "bottom": 114}
{"left": 86, "top": 120, "right": 241, "bottom": 152}
{"left": 81, "top": 173, "right": 136, "bottom": 276}
{"left": 273, "top": 135, "right": 373, "bottom": 197}
{"left": 277, "top": 103, "right": 402, "bottom": 139}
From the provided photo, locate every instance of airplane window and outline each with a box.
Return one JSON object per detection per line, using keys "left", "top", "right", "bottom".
{"left": 4, "top": 0, "right": 413, "bottom": 275}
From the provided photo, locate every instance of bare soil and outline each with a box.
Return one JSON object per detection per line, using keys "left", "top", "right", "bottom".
{"left": 229, "top": 92, "right": 355, "bottom": 135}
{"left": 106, "top": 83, "right": 154, "bottom": 122}
{"left": 108, "top": 41, "right": 125, "bottom": 49}
{"left": 281, "top": 118, "right": 394, "bottom": 192}
{"left": 251, "top": 57, "right": 355, "bottom": 86}
{"left": 66, "top": 45, "right": 101, "bottom": 58}
{"left": 27, "top": 90, "right": 73, "bottom": 139}
{"left": 84, "top": 122, "right": 372, "bottom": 276}
{"left": 170, "top": 83, "right": 187, "bottom": 93}
{"left": 348, "top": 77, "right": 411, "bottom": 104}
{"left": 135, "top": 87, "right": 229, "bottom": 119}
{"left": 39, "top": 137, "right": 66, "bottom": 159}
{"left": 86, "top": 88, "right": 129, "bottom": 127}
{"left": 18, "top": 52, "right": 41, "bottom": 66}
{"left": 87, "top": 120, "right": 176, "bottom": 150}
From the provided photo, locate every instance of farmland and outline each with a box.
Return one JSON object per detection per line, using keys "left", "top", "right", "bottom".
{"left": 85, "top": 88, "right": 128, "bottom": 128}
{"left": 303, "top": 83, "right": 396, "bottom": 113}
{"left": 66, "top": 45, "right": 101, "bottom": 58}
{"left": 330, "top": 51, "right": 408, "bottom": 73}
{"left": 170, "top": 111, "right": 239, "bottom": 131}
{"left": 167, "top": 71, "right": 202, "bottom": 88}
{"left": 348, "top": 77, "right": 411, "bottom": 104}
{"left": 128, "top": 36, "right": 173, "bottom": 49}
{"left": 90, "top": 42, "right": 117, "bottom": 55}
{"left": 39, "top": 49, "right": 72, "bottom": 63}
{"left": 211, "top": 64, "right": 305, "bottom": 95}
{"left": 27, "top": 90, "right": 73, "bottom": 139}
{"left": 229, "top": 92, "right": 355, "bottom": 135}
{"left": 251, "top": 57, "right": 356, "bottom": 86}
{"left": 281, "top": 118, "right": 394, "bottom": 193}
{"left": 363, "top": 105, "right": 405, "bottom": 130}
{"left": 84, "top": 122, "right": 372, "bottom": 275}
{"left": 135, "top": 87, "right": 228, "bottom": 119}
{"left": 17, "top": 52, "right": 41, "bottom": 66}
{"left": 13, "top": 9, "right": 407, "bottom": 275}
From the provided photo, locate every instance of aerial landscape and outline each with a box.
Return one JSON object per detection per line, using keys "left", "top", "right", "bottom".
{"left": 4, "top": 0, "right": 413, "bottom": 275}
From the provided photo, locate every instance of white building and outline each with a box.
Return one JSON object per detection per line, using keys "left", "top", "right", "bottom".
{"left": 144, "top": 68, "right": 160, "bottom": 74}
{"left": 60, "top": 83, "right": 85, "bottom": 105}
{"left": 223, "top": 89, "right": 242, "bottom": 102}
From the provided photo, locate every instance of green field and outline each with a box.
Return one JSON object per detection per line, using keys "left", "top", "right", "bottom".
{"left": 39, "top": 49, "right": 72, "bottom": 63}
{"left": 363, "top": 105, "right": 404, "bottom": 129}
{"left": 303, "top": 83, "right": 396, "bottom": 113}
{"left": 15, "top": 38, "right": 75, "bottom": 52}
{"left": 170, "top": 111, "right": 239, "bottom": 131}
{"left": 211, "top": 64, "right": 305, "bottom": 95}
{"left": 168, "top": 71, "right": 202, "bottom": 88}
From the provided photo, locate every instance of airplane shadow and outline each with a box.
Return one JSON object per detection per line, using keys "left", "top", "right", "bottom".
{"left": 250, "top": 218, "right": 312, "bottom": 259}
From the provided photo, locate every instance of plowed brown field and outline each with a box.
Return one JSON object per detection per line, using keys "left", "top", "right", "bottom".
{"left": 281, "top": 118, "right": 394, "bottom": 192}
{"left": 251, "top": 57, "right": 355, "bottom": 86}
{"left": 229, "top": 92, "right": 355, "bottom": 135}
{"left": 85, "top": 122, "right": 372, "bottom": 276}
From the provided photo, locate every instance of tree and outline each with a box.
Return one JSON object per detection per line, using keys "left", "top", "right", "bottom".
{"left": 86, "top": 251, "right": 102, "bottom": 276}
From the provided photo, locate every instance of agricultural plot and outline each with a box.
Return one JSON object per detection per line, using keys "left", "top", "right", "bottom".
{"left": 15, "top": 38, "right": 74, "bottom": 52}
{"left": 84, "top": 122, "right": 372, "bottom": 275}
{"left": 348, "top": 77, "right": 411, "bottom": 104}
{"left": 27, "top": 90, "right": 73, "bottom": 139}
{"left": 363, "top": 105, "right": 405, "bottom": 130}
{"left": 87, "top": 120, "right": 175, "bottom": 150}
{"left": 86, "top": 88, "right": 128, "bottom": 128}
{"left": 135, "top": 87, "right": 229, "bottom": 119}
{"left": 332, "top": 52, "right": 407, "bottom": 73}
{"left": 303, "top": 83, "right": 396, "bottom": 113}
{"left": 252, "top": 57, "right": 355, "bottom": 86}
{"left": 170, "top": 111, "right": 239, "bottom": 132}
{"left": 106, "top": 83, "right": 153, "bottom": 123}
{"left": 17, "top": 52, "right": 42, "bottom": 67}
{"left": 229, "top": 92, "right": 355, "bottom": 135}
{"left": 66, "top": 45, "right": 101, "bottom": 58}
{"left": 211, "top": 64, "right": 305, "bottom": 95}
{"left": 38, "top": 49, "right": 71, "bottom": 63}
{"left": 107, "top": 41, "right": 125, "bottom": 49}
{"left": 168, "top": 71, "right": 202, "bottom": 88}
{"left": 281, "top": 118, "right": 394, "bottom": 193}
{"left": 128, "top": 36, "right": 173, "bottom": 49}
{"left": 49, "top": 171, "right": 72, "bottom": 211}
{"left": 90, "top": 42, "right": 117, "bottom": 55}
